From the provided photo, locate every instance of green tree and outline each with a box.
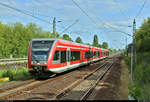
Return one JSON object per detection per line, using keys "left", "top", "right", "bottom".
{"left": 75, "top": 37, "right": 83, "bottom": 43}
{"left": 84, "top": 43, "right": 91, "bottom": 46}
{"left": 93, "top": 34, "right": 99, "bottom": 47}
{"left": 136, "top": 17, "right": 150, "bottom": 52}
{"left": 98, "top": 44, "right": 102, "bottom": 48}
{"left": 62, "top": 34, "right": 73, "bottom": 42}
{"left": 0, "top": 21, "right": 53, "bottom": 58}
{"left": 102, "top": 42, "right": 108, "bottom": 49}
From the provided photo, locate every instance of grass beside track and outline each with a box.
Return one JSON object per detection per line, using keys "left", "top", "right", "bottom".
{"left": 123, "top": 52, "right": 150, "bottom": 100}
{"left": 0, "top": 67, "right": 32, "bottom": 83}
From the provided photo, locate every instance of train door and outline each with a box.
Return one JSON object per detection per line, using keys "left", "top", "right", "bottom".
{"left": 67, "top": 48, "right": 70, "bottom": 67}
{"left": 81, "top": 50, "right": 84, "bottom": 63}
{"left": 89, "top": 47, "right": 92, "bottom": 64}
{"left": 80, "top": 47, "right": 83, "bottom": 63}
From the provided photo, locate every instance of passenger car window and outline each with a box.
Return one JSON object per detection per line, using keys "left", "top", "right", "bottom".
{"left": 71, "top": 51, "right": 80, "bottom": 61}
{"left": 85, "top": 51, "right": 93, "bottom": 59}
{"left": 53, "top": 51, "right": 59, "bottom": 60}
{"left": 52, "top": 50, "right": 60, "bottom": 64}
{"left": 61, "top": 51, "right": 66, "bottom": 63}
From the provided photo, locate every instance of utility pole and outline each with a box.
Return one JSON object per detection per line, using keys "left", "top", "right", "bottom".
{"left": 53, "top": 17, "right": 56, "bottom": 38}
{"left": 133, "top": 19, "right": 136, "bottom": 63}
{"left": 131, "top": 19, "right": 136, "bottom": 86}
{"left": 126, "top": 37, "right": 128, "bottom": 56}
{"left": 130, "top": 41, "right": 133, "bottom": 85}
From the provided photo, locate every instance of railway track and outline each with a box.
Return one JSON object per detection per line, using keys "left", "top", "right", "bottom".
{"left": 0, "top": 58, "right": 27, "bottom": 66}
{"left": 0, "top": 59, "right": 106, "bottom": 100}
{"left": 0, "top": 56, "right": 115, "bottom": 100}
{"left": 0, "top": 80, "right": 33, "bottom": 93}
{"left": 0, "top": 70, "right": 81, "bottom": 100}
{"left": 0, "top": 58, "right": 27, "bottom": 62}
{"left": 0, "top": 58, "right": 28, "bottom": 70}
{"left": 80, "top": 62, "right": 113, "bottom": 100}
{"left": 51, "top": 58, "right": 114, "bottom": 100}
{"left": 0, "top": 62, "right": 27, "bottom": 70}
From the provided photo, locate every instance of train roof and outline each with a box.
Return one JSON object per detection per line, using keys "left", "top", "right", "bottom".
{"left": 31, "top": 38, "right": 109, "bottom": 51}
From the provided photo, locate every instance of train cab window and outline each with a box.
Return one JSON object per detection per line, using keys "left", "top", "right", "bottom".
{"left": 52, "top": 50, "right": 60, "bottom": 64}
{"left": 61, "top": 51, "right": 66, "bottom": 63}
{"left": 71, "top": 51, "right": 80, "bottom": 61}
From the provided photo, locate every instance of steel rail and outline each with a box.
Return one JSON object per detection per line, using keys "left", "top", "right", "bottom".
{"left": 0, "top": 60, "right": 27, "bottom": 65}
{"left": 0, "top": 58, "right": 27, "bottom": 62}
{"left": 0, "top": 80, "right": 36, "bottom": 93}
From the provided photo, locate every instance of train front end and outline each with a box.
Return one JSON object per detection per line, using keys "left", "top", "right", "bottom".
{"left": 28, "top": 39, "right": 55, "bottom": 76}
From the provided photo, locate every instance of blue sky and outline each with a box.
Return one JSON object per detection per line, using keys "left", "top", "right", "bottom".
{"left": 0, "top": 0, "right": 149, "bottom": 50}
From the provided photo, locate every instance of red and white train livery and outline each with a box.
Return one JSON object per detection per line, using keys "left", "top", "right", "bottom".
{"left": 28, "top": 38, "right": 109, "bottom": 76}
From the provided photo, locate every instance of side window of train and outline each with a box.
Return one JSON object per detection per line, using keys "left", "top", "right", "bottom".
{"left": 52, "top": 50, "right": 60, "bottom": 64}
{"left": 98, "top": 52, "right": 100, "bottom": 57}
{"left": 90, "top": 51, "right": 93, "bottom": 58}
{"left": 67, "top": 51, "right": 70, "bottom": 62}
{"left": 85, "top": 51, "right": 92, "bottom": 59}
{"left": 94, "top": 52, "right": 96, "bottom": 57}
{"left": 84, "top": 51, "right": 88, "bottom": 59}
{"left": 101, "top": 52, "right": 103, "bottom": 56}
{"left": 61, "top": 51, "right": 66, "bottom": 63}
{"left": 84, "top": 52, "right": 87, "bottom": 59}
{"left": 71, "top": 51, "right": 80, "bottom": 61}
{"left": 94, "top": 52, "right": 99, "bottom": 57}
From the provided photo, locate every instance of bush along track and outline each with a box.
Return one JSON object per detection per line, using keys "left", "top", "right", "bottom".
{"left": 123, "top": 52, "right": 150, "bottom": 100}
{"left": 0, "top": 67, "right": 32, "bottom": 82}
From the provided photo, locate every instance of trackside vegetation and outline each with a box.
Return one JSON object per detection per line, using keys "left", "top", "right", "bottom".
{"left": 0, "top": 67, "right": 32, "bottom": 81}
{"left": 124, "top": 53, "right": 150, "bottom": 100}
{"left": 124, "top": 17, "right": 150, "bottom": 100}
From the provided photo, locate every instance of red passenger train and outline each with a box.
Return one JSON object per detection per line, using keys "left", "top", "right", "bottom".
{"left": 28, "top": 38, "right": 109, "bottom": 77}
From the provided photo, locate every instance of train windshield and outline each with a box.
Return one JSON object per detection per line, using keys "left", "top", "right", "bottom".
{"left": 31, "top": 40, "right": 54, "bottom": 63}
